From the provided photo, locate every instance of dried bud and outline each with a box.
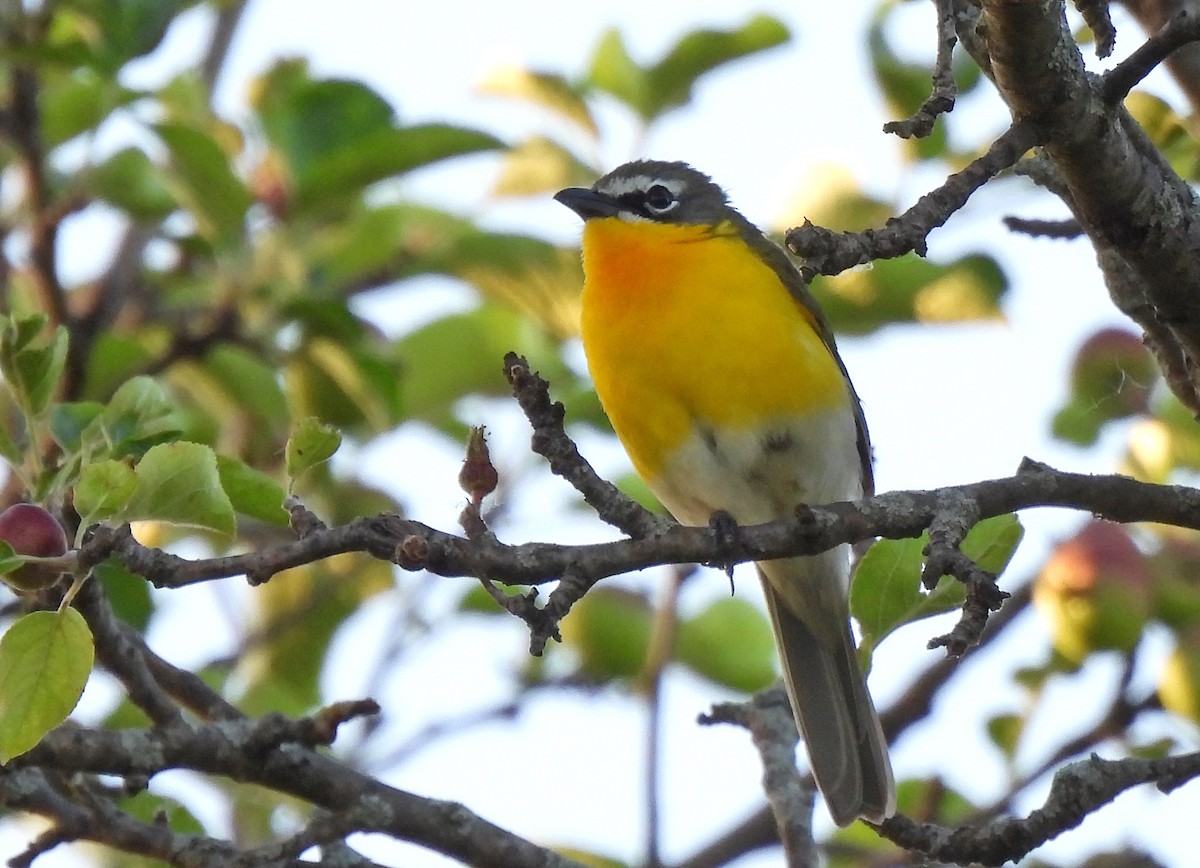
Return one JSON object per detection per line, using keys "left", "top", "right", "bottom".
{"left": 458, "top": 426, "right": 499, "bottom": 506}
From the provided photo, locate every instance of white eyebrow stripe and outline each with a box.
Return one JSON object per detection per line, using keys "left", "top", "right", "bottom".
{"left": 596, "top": 175, "right": 687, "bottom": 198}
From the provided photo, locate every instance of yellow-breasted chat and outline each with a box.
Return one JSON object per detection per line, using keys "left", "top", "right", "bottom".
{"left": 555, "top": 160, "right": 895, "bottom": 826}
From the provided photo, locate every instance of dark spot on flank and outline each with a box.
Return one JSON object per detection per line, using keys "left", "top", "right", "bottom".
{"left": 698, "top": 426, "right": 724, "bottom": 461}
{"left": 763, "top": 430, "right": 795, "bottom": 453}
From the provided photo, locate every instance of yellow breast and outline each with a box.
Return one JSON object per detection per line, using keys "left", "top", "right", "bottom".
{"left": 579, "top": 216, "right": 850, "bottom": 480}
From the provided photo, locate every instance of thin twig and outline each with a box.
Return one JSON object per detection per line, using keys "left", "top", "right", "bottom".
{"left": 788, "top": 120, "right": 1041, "bottom": 276}
{"left": 1102, "top": 7, "right": 1200, "bottom": 102}
{"left": 883, "top": 0, "right": 958, "bottom": 139}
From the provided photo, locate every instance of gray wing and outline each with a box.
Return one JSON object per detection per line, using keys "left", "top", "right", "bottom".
{"left": 747, "top": 228, "right": 874, "bottom": 497}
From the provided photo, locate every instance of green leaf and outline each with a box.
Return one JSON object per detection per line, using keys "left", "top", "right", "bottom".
{"left": 852, "top": 514, "right": 1023, "bottom": 655}
{"left": 588, "top": 16, "right": 789, "bottom": 121}
{"left": 292, "top": 124, "right": 503, "bottom": 211}
{"left": 311, "top": 205, "right": 583, "bottom": 335}
{"left": 18, "top": 325, "right": 69, "bottom": 414}
{"left": 0, "top": 318, "right": 69, "bottom": 415}
{"left": 5, "top": 314, "right": 48, "bottom": 352}
{"left": 119, "top": 790, "right": 205, "bottom": 837}
{"left": 397, "top": 303, "right": 573, "bottom": 434}
{"left": 962, "top": 512, "right": 1024, "bottom": 575}
{"left": 252, "top": 61, "right": 502, "bottom": 212}
{"left": 94, "top": 557, "right": 153, "bottom": 631}
{"left": 216, "top": 456, "right": 288, "bottom": 526}
{"left": 892, "top": 778, "right": 975, "bottom": 825}
{"left": 69, "top": 0, "right": 192, "bottom": 71}
{"left": 851, "top": 534, "right": 928, "bottom": 654}
{"left": 986, "top": 712, "right": 1023, "bottom": 758}
{"left": 478, "top": 66, "right": 598, "bottom": 136}
{"left": 459, "top": 582, "right": 506, "bottom": 615}
{"left": 869, "top": 31, "right": 949, "bottom": 160}
{"left": 80, "top": 331, "right": 161, "bottom": 401}
{"left": 1126, "top": 91, "right": 1200, "bottom": 180}
{"left": 0, "top": 541, "right": 27, "bottom": 576}
{"left": 155, "top": 121, "right": 250, "bottom": 247}
{"left": 561, "top": 588, "right": 652, "bottom": 680}
{"left": 124, "top": 442, "right": 236, "bottom": 536}
{"left": 97, "top": 376, "right": 187, "bottom": 457}
{"left": 50, "top": 401, "right": 104, "bottom": 452}
{"left": 0, "top": 428, "right": 19, "bottom": 467}
{"left": 90, "top": 147, "right": 177, "bottom": 220}
{"left": 254, "top": 62, "right": 396, "bottom": 179}
{"left": 75, "top": 459, "right": 137, "bottom": 527}
{"left": 644, "top": 15, "right": 789, "bottom": 119}
{"left": 41, "top": 69, "right": 134, "bottom": 147}
{"left": 587, "top": 30, "right": 649, "bottom": 118}
{"left": 285, "top": 417, "right": 342, "bottom": 481}
{"left": 203, "top": 344, "right": 291, "bottom": 434}
{"left": 0, "top": 608, "right": 95, "bottom": 762}
{"left": 285, "top": 337, "right": 402, "bottom": 431}
{"left": 813, "top": 253, "right": 1008, "bottom": 335}
{"left": 0, "top": 396, "right": 23, "bottom": 465}
{"left": 675, "top": 597, "right": 776, "bottom": 692}
{"left": 549, "top": 849, "right": 627, "bottom": 868}
{"left": 611, "top": 472, "right": 664, "bottom": 514}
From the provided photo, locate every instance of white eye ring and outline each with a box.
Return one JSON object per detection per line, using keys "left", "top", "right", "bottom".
{"left": 643, "top": 184, "right": 679, "bottom": 215}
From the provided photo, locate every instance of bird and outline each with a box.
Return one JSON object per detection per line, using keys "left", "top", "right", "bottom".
{"left": 555, "top": 160, "right": 895, "bottom": 826}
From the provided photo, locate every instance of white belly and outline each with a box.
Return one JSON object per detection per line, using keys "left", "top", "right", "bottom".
{"left": 647, "top": 403, "right": 864, "bottom": 528}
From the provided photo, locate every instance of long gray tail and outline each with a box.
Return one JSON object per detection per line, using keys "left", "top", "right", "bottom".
{"left": 758, "top": 554, "right": 894, "bottom": 826}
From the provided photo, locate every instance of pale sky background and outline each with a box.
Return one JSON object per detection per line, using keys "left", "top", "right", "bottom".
{"left": 5, "top": 1, "right": 1200, "bottom": 866}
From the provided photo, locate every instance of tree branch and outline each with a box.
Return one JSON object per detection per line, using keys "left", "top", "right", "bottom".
{"left": 504, "top": 353, "right": 669, "bottom": 539}
{"left": 700, "top": 693, "right": 817, "bottom": 868}
{"left": 79, "top": 455, "right": 1200, "bottom": 664}
{"left": 786, "top": 120, "right": 1041, "bottom": 277}
{"left": 1075, "top": 0, "right": 1118, "bottom": 58}
{"left": 874, "top": 750, "right": 1200, "bottom": 866}
{"left": 679, "top": 581, "right": 1035, "bottom": 867}
{"left": 883, "top": 0, "right": 958, "bottom": 139}
{"left": 15, "top": 714, "right": 585, "bottom": 868}
{"left": 1120, "top": 0, "right": 1200, "bottom": 112}
{"left": 974, "top": 0, "right": 1200, "bottom": 413}
{"left": 1102, "top": 5, "right": 1200, "bottom": 101}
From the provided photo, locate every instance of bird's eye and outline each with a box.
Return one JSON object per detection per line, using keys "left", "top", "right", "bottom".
{"left": 643, "top": 184, "right": 678, "bottom": 214}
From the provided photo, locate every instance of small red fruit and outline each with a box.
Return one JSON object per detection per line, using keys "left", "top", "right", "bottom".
{"left": 0, "top": 503, "right": 69, "bottom": 592}
{"left": 1034, "top": 520, "right": 1150, "bottom": 663}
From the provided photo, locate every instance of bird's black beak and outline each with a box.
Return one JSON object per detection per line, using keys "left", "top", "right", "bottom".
{"left": 554, "top": 187, "right": 621, "bottom": 220}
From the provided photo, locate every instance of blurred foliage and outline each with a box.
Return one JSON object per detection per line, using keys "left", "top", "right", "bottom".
{"left": 1046, "top": 318, "right": 1200, "bottom": 747}
{"left": 1033, "top": 520, "right": 1151, "bottom": 665}
{"left": 1053, "top": 328, "right": 1157, "bottom": 445}
{"left": 0, "top": 5, "right": 842, "bottom": 857}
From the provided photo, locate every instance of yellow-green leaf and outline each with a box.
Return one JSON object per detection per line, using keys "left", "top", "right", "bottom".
{"left": 852, "top": 514, "right": 1023, "bottom": 656}
{"left": 285, "top": 417, "right": 342, "bottom": 481}
{"left": 124, "top": 442, "right": 236, "bottom": 536}
{"left": 75, "top": 458, "right": 137, "bottom": 526}
{"left": 491, "top": 136, "right": 596, "bottom": 198}
{"left": 675, "top": 597, "right": 776, "bottom": 692}
{"left": 0, "top": 608, "right": 94, "bottom": 762}
{"left": 216, "top": 456, "right": 288, "bottom": 527}
{"left": 155, "top": 121, "right": 250, "bottom": 247}
{"left": 478, "top": 66, "right": 598, "bottom": 136}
